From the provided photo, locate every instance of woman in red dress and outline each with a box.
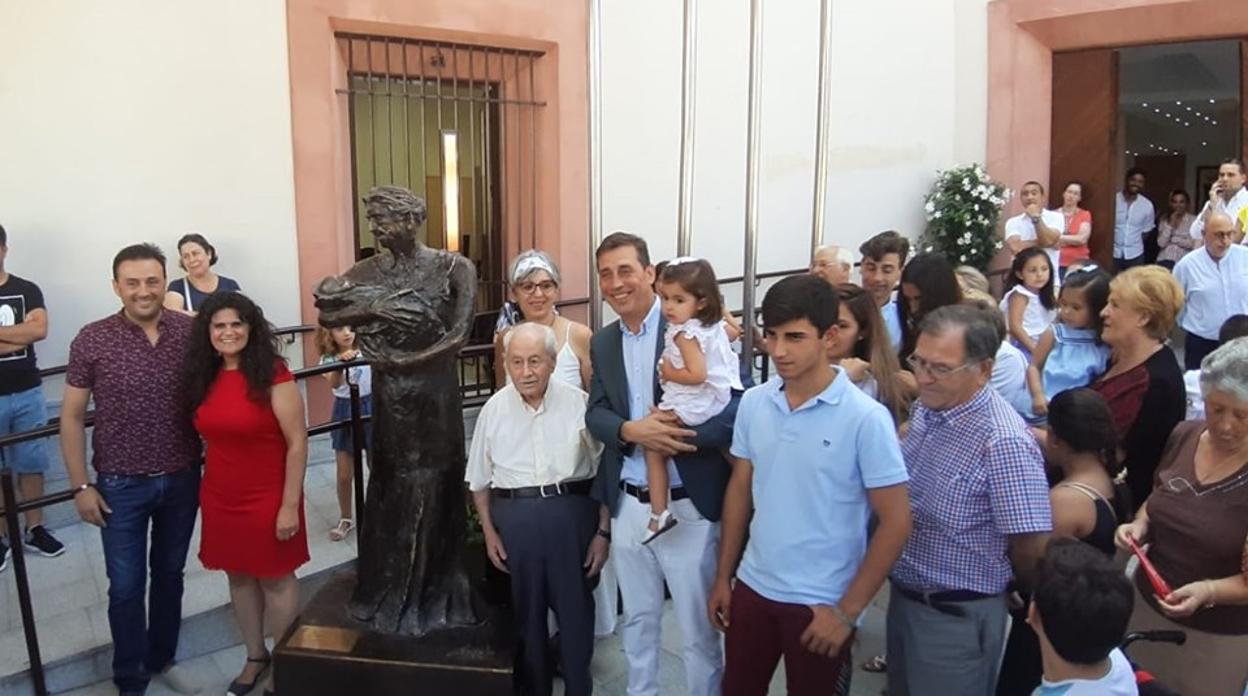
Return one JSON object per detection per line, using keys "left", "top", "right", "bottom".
{"left": 184, "top": 292, "right": 308, "bottom": 696}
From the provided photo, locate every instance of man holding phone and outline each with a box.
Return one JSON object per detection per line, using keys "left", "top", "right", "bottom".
{"left": 1190, "top": 158, "right": 1248, "bottom": 244}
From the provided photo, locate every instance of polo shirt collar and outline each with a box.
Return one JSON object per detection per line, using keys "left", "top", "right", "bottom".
{"left": 769, "top": 366, "right": 849, "bottom": 413}
{"left": 511, "top": 383, "right": 550, "bottom": 415}
{"left": 926, "top": 385, "right": 992, "bottom": 425}
{"left": 622, "top": 296, "right": 661, "bottom": 338}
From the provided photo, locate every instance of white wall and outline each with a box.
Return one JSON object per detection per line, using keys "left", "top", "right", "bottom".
{"left": 600, "top": 0, "right": 990, "bottom": 312}
{"left": 0, "top": 0, "right": 300, "bottom": 372}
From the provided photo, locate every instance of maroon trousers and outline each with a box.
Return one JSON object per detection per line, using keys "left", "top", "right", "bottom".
{"left": 723, "top": 581, "right": 852, "bottom": 696}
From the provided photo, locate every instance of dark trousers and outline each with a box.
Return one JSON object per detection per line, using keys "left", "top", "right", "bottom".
{"left": 1184, "top": 332, "right": 1220, "bottom": 371}
{"left": 1114, "top": 255, "right": 1145, "bottom": 273}
{"left": 492, "top": 493, "right": 598, "bottom": 696}
{"left": 724, "top": 581, "right": 852, "bottom": 696}
{"left": 97, "top": 466, "right": 201, "bottom": 694}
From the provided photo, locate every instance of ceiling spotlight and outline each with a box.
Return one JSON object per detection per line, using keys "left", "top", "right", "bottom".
{"left": 1142, "top": 102, "right": 1149, "bottom": 107}
{"left": 1195, "top": 111, "right": 1202, "bottom": 116}
{"left": 1213, "top": 120, "right": 1218, "bottom": 125}
{"left": 1185, "top": 122, "right": 1190, "bottom": 126}
{"left": 1202, "top": 141, "right": 1208, "bottom": 146}
{"left": 1186, "top": 107, "right": 1192, "bottom": 111}
{"left": 1175, "top": 101, "right": 1182, "bottom": 105}
{"left": 1155, "top": 108, "right": 1161, "bottom": 113}
{"left": 1210, "top": 99, "right": 1216, "bottom": 104}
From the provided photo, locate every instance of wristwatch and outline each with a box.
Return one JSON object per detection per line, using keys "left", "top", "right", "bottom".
{"left": 71, "top": 482, "right": 94, "bottom": 496}
{"left": 595, "top": 528, "right": 612, "bottom": 542}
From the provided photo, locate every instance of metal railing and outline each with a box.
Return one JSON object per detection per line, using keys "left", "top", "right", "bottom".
{"left": 1, "top": 273, "right": 807, "bottom": 694}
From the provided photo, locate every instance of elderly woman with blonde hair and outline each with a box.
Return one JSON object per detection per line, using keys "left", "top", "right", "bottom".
{"left": 1114, "top": 338, "right": 1248, "bottom": 695}
{"left": 1090, "top": 266, "right": 1186, "bottom": 511}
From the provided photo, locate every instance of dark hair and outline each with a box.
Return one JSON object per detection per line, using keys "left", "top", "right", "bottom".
{"left": 837, "top": 283, "right": 908, "bottom": 424}
{"left": 1168, "top": 188, "right": 1190, "bottom": 209}
{"left": 1060, "top": 266, "right": 1111, "bottom": 338}
{"left": 1033, "top": 538, "right": 1133, "bottom": 665}
{"left": 0, "top": 223, "right": 6, "bottom": 247}
{"left": 1062, "top": 180, "right": 1085, "bottom": 198}
{"left": 858, "top": 230, "right": 911, "bottom": 265}
{"left": 596, "top": 231, "right": 651, "bottom": 268}
{"left": 1006, "top": 247, "right": 1056, "bottom": 310}
{"left": 112, "top": 243, "right": 167, "bottom": 280}
{"left": 898, "top": 252, "right": 962, "bottom": 360}
{"left": 1048, "top": 388, "right": 1122, "bottom": 477}
{"left": 183, "top": 292, "right": 285, "bottom": 410}
{"left": 918, "top": 304, "right": 1000, "bottom": 364}
{"left": 658, "top": 259, "right": 723, "bottom": 326}
{"left": 176, "top": 233, "right": 219, "bottom": 270}
{"left": 1021, "top": 180, "right": 1045, "bottom": 195}
{"left": 762, "top": 275, "right": 838, "bottom": 335}
{"left": 1220, "top": 157, "right": 1246, "bottom": 175}
{"left": 1124, "top": 167, "right": 1146, "bottom": 183}
{"left": 1220, "top": 314, "right": 1248, "bottom": 344}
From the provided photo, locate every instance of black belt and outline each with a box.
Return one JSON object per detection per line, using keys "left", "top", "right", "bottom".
{"left": 493, "top": 479, "right": 593, "bottom": 499}
{"left": 620, "top": 481, "right": 689, "bottom": 505}
{"left": 894, "top": 584, "right": 996, "bottom": 618}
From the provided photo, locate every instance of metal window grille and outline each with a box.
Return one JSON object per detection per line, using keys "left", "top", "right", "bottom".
{"left": 335, "top": 33, "right": 546, "bottom": 312}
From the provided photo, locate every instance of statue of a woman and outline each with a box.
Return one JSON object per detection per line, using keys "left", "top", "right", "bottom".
{"left": 315, "top": 185, "right": 480, "bottom": 636}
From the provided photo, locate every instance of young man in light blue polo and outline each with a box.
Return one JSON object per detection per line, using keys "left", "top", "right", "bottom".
{"left": 708, "top": 274, "right": 912, "bottom": 695}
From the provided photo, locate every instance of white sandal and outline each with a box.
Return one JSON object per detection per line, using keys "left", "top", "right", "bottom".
{"left": 641, "top": 510, "right": 678, "bottom": 545}
{"left": 329, "top": 518, "right": 355, "bottom": 542}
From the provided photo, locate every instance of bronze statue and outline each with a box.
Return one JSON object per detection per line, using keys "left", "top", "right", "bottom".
{"left": 315, "top": 185, "right": 480, "bottom": 636}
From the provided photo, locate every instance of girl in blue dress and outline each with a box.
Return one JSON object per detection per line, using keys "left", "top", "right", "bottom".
{"left": 1026, "top": 265, "right": 1112, "bottom": 418}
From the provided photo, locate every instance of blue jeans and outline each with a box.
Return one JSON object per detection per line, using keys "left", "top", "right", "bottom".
{"left": 97, "top": 466, "right": 201, "bottom": 694}
{"left": 0, "top": 385, "right": 49, "bottom": 474}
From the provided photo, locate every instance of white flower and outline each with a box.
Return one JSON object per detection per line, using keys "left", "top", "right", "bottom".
{"left": 934, "top": 211, "right": 942, "bottom": 219}
{"left": 925, "top": 201, "right": 935, "bottom": 214}
{"left": 959, "top": 254, "right": 967, "bottom": 262}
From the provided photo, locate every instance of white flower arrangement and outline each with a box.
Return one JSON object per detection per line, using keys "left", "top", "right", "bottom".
{"left": 921, "top": 164, "right": 1009, "bottom": 270}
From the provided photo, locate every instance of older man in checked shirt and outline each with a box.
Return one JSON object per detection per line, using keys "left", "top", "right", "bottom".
{"left": 887, "top": 305, "right": 1052, "bottom": 696}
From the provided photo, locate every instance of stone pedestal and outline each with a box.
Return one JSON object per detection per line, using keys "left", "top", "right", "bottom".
{"left": 273, "top": 570, "right": 513, "bottom": 695}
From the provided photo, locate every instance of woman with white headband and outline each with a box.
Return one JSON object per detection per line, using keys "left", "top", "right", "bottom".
{"left": 493, "top": 250, "right": 592, "bottom": 390}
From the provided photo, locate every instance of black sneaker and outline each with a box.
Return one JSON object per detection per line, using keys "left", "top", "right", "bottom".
{"left": 25, "top": 525, "right": 65, "bottom": 558}
{"left": 0, "top": 536, "right": 9, "bottom": 572}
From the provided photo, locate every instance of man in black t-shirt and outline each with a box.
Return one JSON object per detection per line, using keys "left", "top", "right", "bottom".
{"left": 0, "top": 224, "right": 64, "bottom": 572}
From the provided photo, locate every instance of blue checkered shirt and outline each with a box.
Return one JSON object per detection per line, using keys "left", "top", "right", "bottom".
{"left": 891, "top": 386, "right": 1051, "bottom": 595}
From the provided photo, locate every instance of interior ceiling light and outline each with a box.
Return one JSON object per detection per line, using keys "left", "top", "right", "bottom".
{"left": 1202, "top": 141, "right": 1209, "bottom": 146}
{"left": 1175, "top": 100, "right": 1182, "bottom": 105}
{"left": 1186, "top": 107, "right": 1192, "bottom": 111}
{"left": 1210, "top": 99, "right": 1216, "bottom": 103}
{"left": 1213, "top": 120, "right": 1218, "bottom": 125}
{"left": 1155, "top": 108, "right": 1161, "bottom": 113}
{"left": 1185, "top": 122, "right": 1190, "bottom": 126}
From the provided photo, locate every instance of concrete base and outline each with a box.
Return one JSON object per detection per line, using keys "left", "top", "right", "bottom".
{"left": 273, "top": 570, "right": 513, "bottom": 695}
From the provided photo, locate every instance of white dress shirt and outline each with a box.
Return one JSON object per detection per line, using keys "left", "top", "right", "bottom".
{"left": 1113, "top": 192, "right": 1156, "bottom": 260}
{"left": 465, "top": 378, "right": 603, "bottom": 491}
{"left": 1172, "top": 244, "right": 1248, "bottom": 340}
{"left": 1005, "top": 209, "right": 1065, "bottom": 278}
{"left": 1188, "top": 186, "right": 1248, "bottom": 241}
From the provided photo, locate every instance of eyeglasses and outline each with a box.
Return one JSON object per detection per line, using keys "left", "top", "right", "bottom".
{"left": 906, "top": 354, "right": 976, "bottom": 380}
{"left": 516, "top": 281, "right": 558, "bottom": 296}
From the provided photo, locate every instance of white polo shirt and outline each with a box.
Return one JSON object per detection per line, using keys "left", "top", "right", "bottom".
{"left": 1172, "top": 244, "right": 1248, "bottom": 340}
{"left": 1188, "top": 186, "right": 1248, "bottom": 242}
{"left": 1005, "top": 210, "right": 1065, "bottom": 279}
{"left": 1113, "top": 192, "right": 1156, "bottom": 260}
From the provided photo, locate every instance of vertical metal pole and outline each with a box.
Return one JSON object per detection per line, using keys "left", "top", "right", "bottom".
{"left": 2, "top": 468, "right": 47, "bottom": 696}
{"left": 587, "top": 0, "right": 605, "bottom": 330}
{"left": 810, "top": 0, "right": 834, "bottom": 257}
{"left": 528, "top": 53, "right": 538, "bottom": 250}
{"left": 419, "top": 43, "right": 429, "bottom": 201}
{"left": 367, "top": 38, "right": 378, "bottom": 185}
{"left": 402, "top": 42, "right": 413, "bottom": 191}
{"left": 676, "top": 0, "right": 699, "bottom": 257}
{"left": 348, "top": 379, "right": 366, "bottom": 538}
{"left": 482, "top": 50, "right": 497, "bottom": 304}
{"left": 385, "top": 37, "right": 394, "bottom": 183}
{"left": 346, "top": 38, "right": 363, "bottom": 256}
{"left": 467, "top": 46, "right": 479, "bottom": 276}
{"left": 740, "top": 0, "right": 764, "bottom": 370}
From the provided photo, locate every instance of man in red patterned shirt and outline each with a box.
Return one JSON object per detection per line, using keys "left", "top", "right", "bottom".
{"left": 60, "top": 244, "right": 202, "bottom": 696}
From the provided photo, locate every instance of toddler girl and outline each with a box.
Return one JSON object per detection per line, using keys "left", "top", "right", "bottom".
{"left": 1000, "top": 247, "right": 1057, "bottom": 360}
{"left": 1025, "top": 265, "right": 1111, "bottom": 417}
{"left": 644, "top": 258, "right": 742, "bottom": 544}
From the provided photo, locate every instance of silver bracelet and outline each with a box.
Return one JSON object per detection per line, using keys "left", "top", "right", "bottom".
{"left": 829, "top": 604, "right": 855, "bottom": 628}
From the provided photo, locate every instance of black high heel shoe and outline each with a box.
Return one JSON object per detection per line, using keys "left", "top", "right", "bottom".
{"left": 226, "top": 653, "right": 271, "bottom": 696}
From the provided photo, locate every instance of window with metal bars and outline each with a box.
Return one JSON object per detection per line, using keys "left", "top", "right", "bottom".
{"left": 336, "top": 33, "right": 545, "bottom": 314}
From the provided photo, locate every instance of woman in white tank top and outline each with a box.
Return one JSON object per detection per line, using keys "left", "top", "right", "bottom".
{"left": 493, "top": 250, "right": 592, "bottom": 391}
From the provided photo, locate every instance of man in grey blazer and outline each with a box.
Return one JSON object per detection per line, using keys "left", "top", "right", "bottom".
{"left": 586, "top": 232, "right": 740, "bottom": 696}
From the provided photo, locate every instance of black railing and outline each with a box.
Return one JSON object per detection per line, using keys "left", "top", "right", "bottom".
{"left": 1, "top": 359, "right": 372, "bottom": 696}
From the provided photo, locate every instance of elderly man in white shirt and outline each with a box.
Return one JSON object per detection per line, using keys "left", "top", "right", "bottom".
{"left": 1005, "top": 181, "right": 1064, "bottom": 281}
{"left": 1189, "top": 158, "right": 1248, "bottom": 244}
{"left": 1173, "top": 212, "right": 1248, "bottom": 371}
{"left": 1113, "top": 168, "right": 1156, "bottom": 271}
{"left": 466, "top": 322, "right": 609, "bottom": 696}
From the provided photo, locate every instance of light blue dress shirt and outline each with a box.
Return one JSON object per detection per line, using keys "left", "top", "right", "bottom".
{"left": 619, "top": 298, "right": 683, "bottom": 487}
{"left": 1113, "top": 191, "right": 1155, "bottom": 260}
{"left": 731, "top": 369, "right": 909, "bottom": 606}
{"left": 881, "top": 298, "right": 903, "bottom": 353}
